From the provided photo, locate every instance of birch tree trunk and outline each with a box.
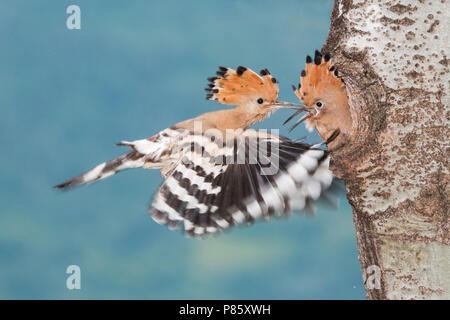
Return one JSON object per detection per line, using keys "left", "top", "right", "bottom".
{"left": 322, "top": 0, "right": 449, "bottom": 299}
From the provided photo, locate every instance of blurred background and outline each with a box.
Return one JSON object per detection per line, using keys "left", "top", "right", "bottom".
{"left": 0, "top": 0, "right": 365, "bottom": 299}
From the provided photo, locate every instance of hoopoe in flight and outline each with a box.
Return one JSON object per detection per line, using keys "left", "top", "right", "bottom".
{"left": 56, "top": 65, "right": 337, "bottom": 237}
{"left": 285, "top": 50, "right": 351, "bottom": 149}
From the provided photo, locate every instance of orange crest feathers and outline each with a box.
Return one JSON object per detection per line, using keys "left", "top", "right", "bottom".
{"left": 205, "top": 66, "right": 279, "bottom": 105}
{"left": 292, "top": 50, "right": 344, "bottom": 106}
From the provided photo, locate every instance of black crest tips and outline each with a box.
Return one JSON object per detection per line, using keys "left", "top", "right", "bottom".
{"left": 291, "top": 84, "right": 296, "bottom": 91}
{"left": 271, "top": 77, "right": 277, "bottom": 83}
{"left": 236, "top": 66, "right": 247, "bottom": 76}
{"left": 314, "top": 50, "right": 322, "bottom": 65}
{"left": 206, "top": 93, "right": 213, "bottom": 100}
{"left": 298, "top": 83, "right": 301, "bottom": 89}
{"left": 208, "top": 77, "right": 217, "bottom": 82}
{"left": 216, "top": 66, "right": 228, "bottom": 77}
{"left": 259, "top": 68, "right": 270, "bottom": 76}
{"left": 324, "top": 53, "right": 331, "bottom": 62}
{"left": 301, "top": 70, "right": 306, "bottom": 77}
{"left": 306, "top": 55, "right": 312, "bottom": 63}
{"left": 216, "top": 71, "right": 227, "bottom": 77}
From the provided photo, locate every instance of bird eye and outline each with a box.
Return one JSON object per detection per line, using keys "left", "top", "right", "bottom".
{"left": 315, "top": 101, "right": 324, "bottom": 108}
{"left": 257, "top": 98, "right": 264, "bottom": 104}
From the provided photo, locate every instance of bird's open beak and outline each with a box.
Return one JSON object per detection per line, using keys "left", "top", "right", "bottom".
{"left": 270, "top": 100, "right": 305, "bottom": 110}
{"left": 283, "top": 107, "right": 313, "bottom": 133}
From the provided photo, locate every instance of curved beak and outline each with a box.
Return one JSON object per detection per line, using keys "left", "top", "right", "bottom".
{"left": 283, "top": 107, "right": 313, "bottom": 133}
{"left": 287, "top": 112, "right": 312, "bottom": 132}
{"left": 269, "top": 100, "right": 305, "bottom": 110}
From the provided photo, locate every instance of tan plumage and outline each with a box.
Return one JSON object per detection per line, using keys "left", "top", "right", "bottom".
{"left": 288, "top": 51, "right": 352, "bottom": 149}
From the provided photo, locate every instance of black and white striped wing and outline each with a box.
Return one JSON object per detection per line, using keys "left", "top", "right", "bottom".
{"left": 149, "top": 130, "right": 333, "bottom": 237}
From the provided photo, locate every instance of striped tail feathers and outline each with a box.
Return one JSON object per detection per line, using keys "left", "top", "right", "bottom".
{"left": 205, "top": 66, "right": 279, "bottom": 105}
{"left": 55, "top": 129, "right": 186, "bottom": 191}
{"left": 54, "top": 150, "right": 144, "bottom": 190}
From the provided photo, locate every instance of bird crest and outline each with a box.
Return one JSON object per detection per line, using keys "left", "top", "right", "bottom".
{"left": 292, "top": 50, "right": 344, "bottom": 107}
{"left": 284, "top": 50, "right": 348, "bottom": 133}
{"left": 205, "top": 66, "right": 279, "bottom": 105}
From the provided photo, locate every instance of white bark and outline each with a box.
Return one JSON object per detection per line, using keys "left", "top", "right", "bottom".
{"left": 323, "top": 0, "right": 449, "bottom": 299}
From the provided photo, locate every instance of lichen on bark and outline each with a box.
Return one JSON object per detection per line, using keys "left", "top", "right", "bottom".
{"left": 322, "top": 0, "right": 449, "bottom": 299}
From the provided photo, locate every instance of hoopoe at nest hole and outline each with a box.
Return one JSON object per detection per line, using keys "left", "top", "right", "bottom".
{"left": 285, "top": 50, "right": 351, "bottom": 149}
{"left": 56, "top": 65, "right": 338, "bottom": 237}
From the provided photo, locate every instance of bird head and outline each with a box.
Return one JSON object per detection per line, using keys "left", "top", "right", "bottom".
{"left": 206, "top": 66, "right": 302, "bottom": 122}
{"left": 287, "top": 51, "right": 352, "bottom": 147}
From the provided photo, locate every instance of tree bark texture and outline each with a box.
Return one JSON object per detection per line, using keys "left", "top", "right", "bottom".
{"left": 323, "top": 0, "right": 449, "bottom": 299}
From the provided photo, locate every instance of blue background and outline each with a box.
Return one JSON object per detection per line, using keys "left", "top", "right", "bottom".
{"left": 0, "top": 0, "right": 365, "bottom": 299}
